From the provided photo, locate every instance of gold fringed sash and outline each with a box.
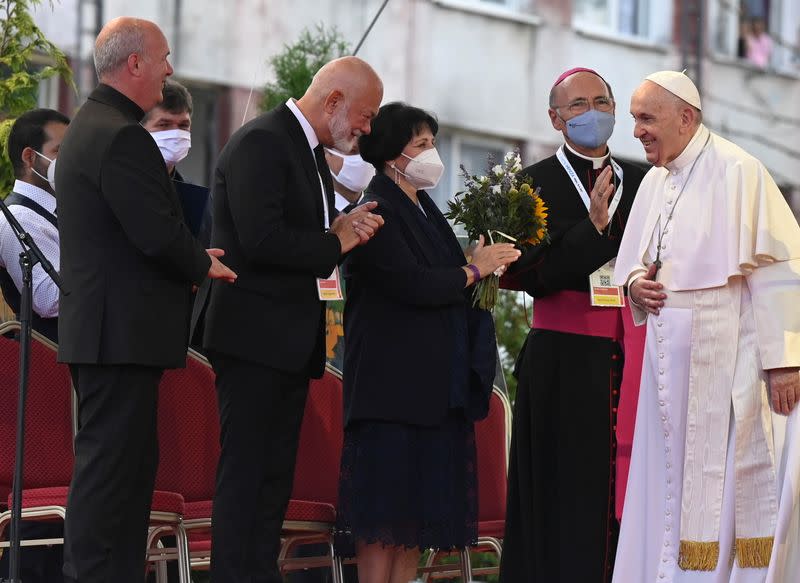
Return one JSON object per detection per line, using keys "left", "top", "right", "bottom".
{"left": 679, "top": 540, "right": 720, "bottom": 571}
{"left": 736, "top": 537, "right": 774, "bottom": 568}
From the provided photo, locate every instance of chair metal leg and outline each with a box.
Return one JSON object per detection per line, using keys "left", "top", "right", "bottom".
{"left": 459, "top": 547, "right": 473, "bottom": 581}
{"left": 175, "top": 523, "right": 192, "bottom": 583}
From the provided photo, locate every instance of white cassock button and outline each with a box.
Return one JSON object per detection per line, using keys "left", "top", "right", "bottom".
{"left": 667, "top": 494, "right": 672, "bottom": 500}
{"left": 659, "top": 369, "right": 665, "bottom": 375}
{"left": 667, "top": 462, "right": 671, "bottom": 468}
{"left": 658, "top": 337, "right": 664, "bottom": 343}
{"left": 663, "top": 228, "right": 669, "bottom": 234}
{"left": 659, "top": 400, "right": 665, "bottom": 406}
{"left": 659, "top": 353, "right": 665, "bottom": 359}
{"left": 670, "top": 185, "right": 677, "bottom": 190}
{"left": 667, "top": 199, "right": 673, "bottom": 204}
{"left": 658, "top": 322, "right": 664, "bottom": 327}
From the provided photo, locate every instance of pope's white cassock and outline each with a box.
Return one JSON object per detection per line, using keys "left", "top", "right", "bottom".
{"left": 612, "top": 123, "right": 800, "bottom": 583}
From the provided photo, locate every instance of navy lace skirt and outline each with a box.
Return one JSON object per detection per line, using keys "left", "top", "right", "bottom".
{"left": 334, "top": 411, "right": 478, "bottom": 556}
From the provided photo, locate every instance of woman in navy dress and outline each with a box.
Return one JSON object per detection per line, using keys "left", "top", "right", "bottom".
{"left": 336, "top": 102, "right": 520, "bottom": 583}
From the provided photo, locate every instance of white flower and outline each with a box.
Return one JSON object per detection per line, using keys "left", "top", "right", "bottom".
{"left": 491, "top": 184, "right": 502, "bottom": 194}
{"left": 479, "top": 175, "right": 489, "bottom": 184}
{"left": 504, "top": 152, "right": 516, "bottom": 162}
{"left": 493, "top": 165, "right": 504, "bottom": 177}
{"left": 512, "top": 162, "right": 522, "bottom": 173}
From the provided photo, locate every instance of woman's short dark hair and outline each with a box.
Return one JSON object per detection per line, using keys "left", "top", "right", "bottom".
{"left": 358, "top": 102, "right": 439, "bottom": 172}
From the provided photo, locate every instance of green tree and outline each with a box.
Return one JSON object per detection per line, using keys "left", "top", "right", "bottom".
{"left": 260, "top": 23, "right": 349, "bottom": 112}
{"left": 0, "top": 0, "right": 73, "bottom": 197}
{"left": 492, "top": 288, "right": 531, "bottom": 403}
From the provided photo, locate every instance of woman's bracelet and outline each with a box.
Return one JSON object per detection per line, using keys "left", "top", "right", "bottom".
{"left": 466, "top": 263, "right": 481, "bottom": 282}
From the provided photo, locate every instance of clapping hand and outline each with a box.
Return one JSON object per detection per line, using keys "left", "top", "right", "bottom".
{"left": 329, "top": 201, "right": 385, "bottom": 254}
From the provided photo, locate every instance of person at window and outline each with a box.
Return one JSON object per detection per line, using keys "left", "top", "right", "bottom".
{"left": 335, "top": 101, "right": 520, "bottom": 583}
{"left": 745, "top": 18, "right": 773, "bottom": 68}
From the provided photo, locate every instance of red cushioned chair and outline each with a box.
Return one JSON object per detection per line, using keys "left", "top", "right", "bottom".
{"left": 277, "top": 364, "right": 346, "bottom": 582}
{"left": 153, "top": 348, "right": 220, "bottom": 572}
{"left": 0, "top": 321, "right": 191, "bottom": 582}
{"left": 419, "top": 386, "right": 512, "bottom": 581}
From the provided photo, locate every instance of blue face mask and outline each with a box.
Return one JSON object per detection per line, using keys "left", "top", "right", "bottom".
{"left": 563, "top": 109, "right": 616, "bottom": 150}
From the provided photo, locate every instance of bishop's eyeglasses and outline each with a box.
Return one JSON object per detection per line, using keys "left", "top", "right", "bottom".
{"left": 553, "top": 96, "right": 614, "bottom": 115}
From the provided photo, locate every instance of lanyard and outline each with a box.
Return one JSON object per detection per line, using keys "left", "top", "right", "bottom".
{"left": 556, "top": 146, "right": 624, "bottom": 225}
{"left": 652, "top": 133, "right": 711, "bottom": 271}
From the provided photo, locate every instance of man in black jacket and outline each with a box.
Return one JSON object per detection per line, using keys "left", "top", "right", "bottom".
{"left": 193, "top": 56, "right": 384, "bottom": 582}
{"left": 55, "top": 16, "right": 235, "bottom": 583}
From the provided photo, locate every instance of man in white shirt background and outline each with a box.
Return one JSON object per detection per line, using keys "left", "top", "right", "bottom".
{"left": 0, "top": 108, "right": 69, "bottom": 344}
{"left": 0, "top": 107, "right": 69, "bottom": 583}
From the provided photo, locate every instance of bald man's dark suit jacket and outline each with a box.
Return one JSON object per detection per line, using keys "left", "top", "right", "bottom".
{"left": 194, "top": 103, "right": 341, "bottom": 378}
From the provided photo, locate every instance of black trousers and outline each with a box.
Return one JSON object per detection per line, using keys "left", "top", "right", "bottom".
{"left": 208, "top": 352, "right": 310, "bottom": 583}
{"left": 62, "top": 364, "right": 162, "bottom": 583}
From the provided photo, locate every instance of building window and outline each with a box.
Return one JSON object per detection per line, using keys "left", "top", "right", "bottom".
{"left": 426, "top": 131, "right": 516, "bottom": 220}
{"left": 711, "top": 0, "right": 800, "bottom": 72}
{"left": 573, "top": 0, "right": 671, "bottom": 43}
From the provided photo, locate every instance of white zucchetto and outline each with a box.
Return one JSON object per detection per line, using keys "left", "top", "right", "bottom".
{"left": 644, "top": 70, "right": 702, "bottom": 110}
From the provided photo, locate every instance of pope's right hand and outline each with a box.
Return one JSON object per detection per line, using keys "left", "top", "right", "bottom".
{"left": 629, "top": 263, "right": 666, "bottom": 315}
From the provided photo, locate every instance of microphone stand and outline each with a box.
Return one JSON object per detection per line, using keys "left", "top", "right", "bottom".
{"left": 0, "top": 195, "right": 67, "bottom": 583}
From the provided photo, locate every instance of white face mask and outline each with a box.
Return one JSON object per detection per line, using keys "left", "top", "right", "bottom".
{"left": 33, "top": 150, "right": 57, "bottom": 192}
{"left": 150, "top": 129, "right": 191, "bottom": 165}
{"left": 325, "top": 148, "right": 375, "bottom": 192}
{"left": 392, "top": 147, "right": 445, "bottom": 190}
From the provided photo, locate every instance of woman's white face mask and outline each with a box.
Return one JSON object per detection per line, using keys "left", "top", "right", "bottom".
{"left": 392, "top": 147, "right": 445, "bottom": 190}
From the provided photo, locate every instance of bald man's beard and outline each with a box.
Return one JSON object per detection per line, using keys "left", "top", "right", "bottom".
{"left": 329, "top": 103, "right": 359, "bottom": 153}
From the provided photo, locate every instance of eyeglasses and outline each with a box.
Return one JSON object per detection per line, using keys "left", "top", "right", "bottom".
{"left": 553, "top": 96, "right": 614, "bottom": 115}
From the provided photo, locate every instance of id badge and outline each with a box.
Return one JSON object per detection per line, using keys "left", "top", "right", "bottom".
{"left": 317, "top": 266, "right": 344, "bottom": 301}
{"left": 589, "top": 260, "right": 625, "bottom": 307}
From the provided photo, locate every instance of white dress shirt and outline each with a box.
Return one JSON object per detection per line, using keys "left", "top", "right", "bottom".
{"left": 0, "top": 180, "right": 60, "bottom": 317}
{"left": 285, "top": 98, "right": 331, "bottom": 228}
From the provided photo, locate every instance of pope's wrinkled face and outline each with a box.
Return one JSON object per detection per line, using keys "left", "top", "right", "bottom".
{"left": 630, "top": 82, "right": 688, "bottom": 167}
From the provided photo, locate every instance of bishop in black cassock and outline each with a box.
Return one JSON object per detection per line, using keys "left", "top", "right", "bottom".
{"left": 499, "top": 68, "right": 647, "bottom": 582}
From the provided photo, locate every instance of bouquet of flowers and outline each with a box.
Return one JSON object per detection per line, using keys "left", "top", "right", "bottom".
{"left": 446, "top": 150, "right": 548, "bottom": 310}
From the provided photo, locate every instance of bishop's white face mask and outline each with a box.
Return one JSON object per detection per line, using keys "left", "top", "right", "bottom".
{"left": 33, "top": 150, "right": 57, "bottom": 192}
{"left": 392, "top": 147, "right": 445, "bottom": 190}
{"left": 325, "top": 148, "right": 375, "bottom": 192}
{"left": 150, "top": 129, "right": 192, "bottom": 165}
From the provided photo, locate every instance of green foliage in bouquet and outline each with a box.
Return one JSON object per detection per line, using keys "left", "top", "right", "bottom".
{"left": 446, "top": 151, "right": 549, "bottom": 310}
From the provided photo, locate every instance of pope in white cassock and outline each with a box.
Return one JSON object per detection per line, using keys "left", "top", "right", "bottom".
{"left": 612, "top": 70, "right": 800, "bottom": 583}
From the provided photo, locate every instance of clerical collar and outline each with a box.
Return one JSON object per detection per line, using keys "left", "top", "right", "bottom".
{"left": 666, "top": 124, "right": 710, "bottom": 174}
{"left": 564, "top": 142, "right": 610, "bottom": 170}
